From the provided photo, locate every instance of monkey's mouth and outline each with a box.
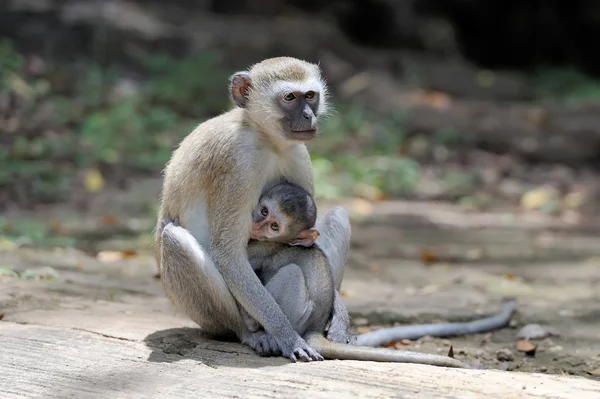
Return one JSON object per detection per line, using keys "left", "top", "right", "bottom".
{"left": 290, "top": 129, "right": 317, "bottom": 140}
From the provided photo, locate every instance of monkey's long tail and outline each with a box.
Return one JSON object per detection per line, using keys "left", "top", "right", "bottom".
{"left": 306, "top": 334, "right": 473, "bottom": 368}
{"left": 355, "top": 300, "right": 517, "bottom": 347}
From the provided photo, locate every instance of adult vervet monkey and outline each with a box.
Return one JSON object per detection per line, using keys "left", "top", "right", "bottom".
{"left": 156, "top": 57, "right": 350, "bottom": 362}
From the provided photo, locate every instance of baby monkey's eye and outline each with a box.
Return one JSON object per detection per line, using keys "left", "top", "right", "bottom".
{"left": 260, "top": 207, "right": 268, "bottom": 217}
{"left": 283, "top": 93, "right": 296, "bottom": 102}
{"left": 305, "top": 91, "right": 315, "bottom": 99}
{"left": 270, "top": 222, "right": 279, "bottom": 232}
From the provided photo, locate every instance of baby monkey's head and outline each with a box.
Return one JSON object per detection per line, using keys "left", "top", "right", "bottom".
{"left": 251, "top": 182, "right": 319, "bottom": 247}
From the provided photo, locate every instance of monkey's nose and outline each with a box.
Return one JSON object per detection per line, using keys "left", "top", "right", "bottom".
{"left": 302, "top": 111, "right": 311, "bottom": 120}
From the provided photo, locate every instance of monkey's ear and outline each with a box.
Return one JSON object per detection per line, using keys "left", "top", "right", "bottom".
{"left": 230, "top": 71, "right": 252, "bottom": 108}
{"left": 290, "top": 228, "right": 320, "bottom": 247}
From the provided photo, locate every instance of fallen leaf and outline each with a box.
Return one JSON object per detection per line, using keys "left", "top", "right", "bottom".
{"left": 562, "top": 191, "right": 585, "bottom": 209}
{"left": 100, "top": 215, "right": 119, "bottom": 225}
{"left": 447, "top": 345, "right": 454, "bottom": 358}
{"left": 354, "top": 183, "right": 385, "bottom": 202}
{"left": 586, "top": 369, "right": 600, "bottom": 376}
{"left": 83, "top": 168, "right": 105, "bottom": 193}
{"left": 465, "top": 248, "right": 484, "bottom": 260}
{"left": 351, "top": 199, "right": 372, "bottom": 216}
{"left": 0, "top": 238, "right": 18, "bottom": 251}
{"left": 410, "top": 90, "right": 452, "bottom": 109}
{"left": 47, "top": 219, "right": 69, "bottom": 236}
{"left": 520, "top": 188, "right": 552, "bottom": 210}
{"left": 74, "top": 264, "right": 83, "bottom": 271}
{"left": 20, "top": 266, "right": 59, "bottom": 280}
{"left": 356, "top": 326, "right": 371, "bottom": 334}
{"left": 516, "top": 338, "right": 537, "bottom": 355}
{"left": 0, "top": 313, "right": 4, "bottom": 320}
{"left": 420, "top": 249, "right": 438, "bottom": 264}
{"left": 503, "top": 273, "right": 516, "bottom": 280}
{"left": 97, "top": 249, "right": 138, "bottom": 263}
{"left": 339, "top": 290, "right": 348, "bottom": 298}
{"left": 0, "top": 266, "right": 18, "bottom": 277}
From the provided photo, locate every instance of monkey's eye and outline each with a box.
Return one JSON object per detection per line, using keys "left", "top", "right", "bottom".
{"left": 260, "top": 207, "right": 268, "bottom": 217}
{"left": 305, "top": 91, "right": 315, "bottom": 100}
{"left": 270, "top": 222, "right": 279, "bottom": 232}
{"left": 283, "top": 93, "right": 296, "bottom": 102}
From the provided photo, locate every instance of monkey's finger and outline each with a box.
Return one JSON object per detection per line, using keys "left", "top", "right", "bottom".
{"left": 306, "top": 347, "right": 324, "bottom": 361}
{"left": 294, "top": 348, "right": 311, "bottom": 362}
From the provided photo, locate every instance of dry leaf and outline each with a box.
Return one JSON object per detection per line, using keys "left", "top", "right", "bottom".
{"left": 97, "top": 249, "right": 138, "bottom": 263}
{"left": 351, "top": 198, "right": 373, "bottom": 216}
{"left": 0, "top": 238, "right": 18, "bottom": 251}
{"left": 520, "top": 187, "right": 557, "bottom": 210}
{"left": 84, "top": 168, "right": 105, "bottom": 193}
{"left": 383, "top": 339, "right": 412, "bottom": 349}
{"left": 420, "top": 249, "right": 438, "bottom": 264}
{"left": 465, "top": 248, "right": 484, "bottom": 260}
{"left": 503, "top": 273, "right": 516, "bottom": 280}
{"left": 586, "top": 369, "right": 600, "bottom": 376}
{"left": 339, "top": 290, "right": 348, "bottom": 298}
{"left": 516, "top": 339, "right": 537, "bottom": 355}
{"left": 0, "top": 313, "right": 4, "bottom": 320}
{"left": 100, "top": 215, "right": 119, "bottom": 225}
{"left": 562, "top": 191, "right": 585, "bottom": 209}
{"left": 47, "top": 219, "right": 69, "bottom": 236}
{"left": 356, "top": 326, "right": 371, "bottom": 334}
{"left": 447, "top": 345, "right": 454, "bottom": 358}
{"left": 410, "top": 90, "right": 452, "bottom": 109}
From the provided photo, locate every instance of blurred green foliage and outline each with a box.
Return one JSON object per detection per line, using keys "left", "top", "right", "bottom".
{"left": 5, "top": 33, "right": 600, "bottom": 208}
{"left": 0, "top": 39, "right": 229, "bottom": 204}
{"left": 533, "top": 67, "right": 600, "bottom": 105}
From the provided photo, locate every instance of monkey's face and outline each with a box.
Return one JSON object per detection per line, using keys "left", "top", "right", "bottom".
{"left": 250, "top": 200, "right": 289, "bottom": 242}
{"left": 275, "top": 89, "right": 321, "bottom": 142}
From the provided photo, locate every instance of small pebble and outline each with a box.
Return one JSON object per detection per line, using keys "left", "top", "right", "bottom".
{"left": 496, "top": 348, "right": 514, "bottom": 361}
{"left": 517, "top": 324, "right": 559, "bottom": 340}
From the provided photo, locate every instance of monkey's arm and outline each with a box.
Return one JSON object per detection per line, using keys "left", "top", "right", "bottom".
{"left": 210, "top": 191, "right": 321, "bottom": 362}
{"left": 355, "top": 300, "right": 517, "bottom": 347}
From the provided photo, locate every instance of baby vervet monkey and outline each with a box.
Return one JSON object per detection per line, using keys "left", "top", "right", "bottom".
{"left": 241, "top": 182, "right": 513, "bottom": 368}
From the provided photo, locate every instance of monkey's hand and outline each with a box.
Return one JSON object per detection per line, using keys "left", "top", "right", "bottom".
{"left": 242, "top": 331, "right": 281, "bottom": 357}
{"left": 271, "top": 331, "right": 323, "bottom": 362}
{"left": 159, "top": 216, "right": 180, "bottom": 233}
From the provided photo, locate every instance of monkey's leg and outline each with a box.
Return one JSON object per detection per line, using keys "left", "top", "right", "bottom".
{"left": 161, "top": 222, "right": 281, "bottom": 356}
{"left": 263, "top": 264, "right": 315, "bottom": 336}
{"left": 161, "top": 223, "right": 245, "bottom": 336}
{"left": 315, "top": 206, "right": 351, "bottom": 290}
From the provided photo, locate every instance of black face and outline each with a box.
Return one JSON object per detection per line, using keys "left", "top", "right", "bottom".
{"left": 278, "top": 90, "right": 320, "bottom": 141}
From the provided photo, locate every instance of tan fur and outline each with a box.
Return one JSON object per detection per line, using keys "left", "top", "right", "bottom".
{"left": 154, "top": 58, "right": 318, "bottom": 296}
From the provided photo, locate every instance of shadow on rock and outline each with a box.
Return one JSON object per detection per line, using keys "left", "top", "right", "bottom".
{"left": 143, "top": 327, "right": 289, "bottom": 369}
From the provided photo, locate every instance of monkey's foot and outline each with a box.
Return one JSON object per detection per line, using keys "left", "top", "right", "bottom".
{"left": 242, "top": 331, "right": 281, "bottom": 357}
{"left": 275, "top": 334, "right": 324, "bottom": 362}
{"left": 159, "top": 216, "right": 181, "bottom": 233}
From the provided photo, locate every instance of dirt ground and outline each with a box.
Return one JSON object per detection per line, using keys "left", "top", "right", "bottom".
{"left": 1, "top": 178, "right": 600, "bottom": 390}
